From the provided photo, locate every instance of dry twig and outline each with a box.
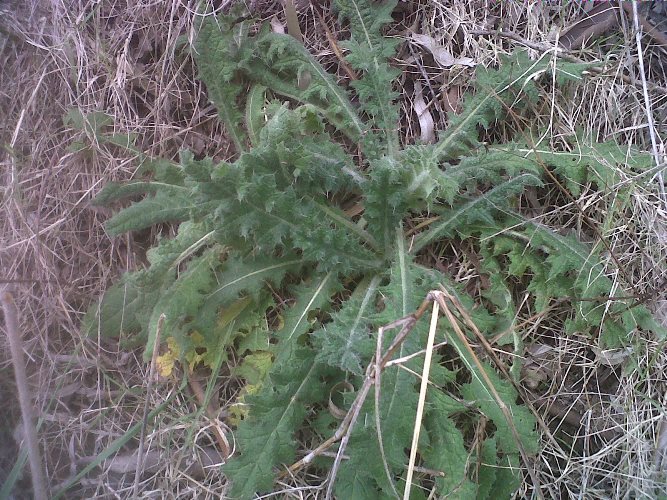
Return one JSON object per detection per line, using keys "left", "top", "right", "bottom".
{"left": 630, "top": 0, "right": 666, "bottom": 201}
{"left": 132, "top": 313, "right": 165, "bottom": 497}
{"left": 287, "top": 290, "right": 550, "bottom": 498}
{"left": 1, "top": 289, "right": 48, "bottom": 500}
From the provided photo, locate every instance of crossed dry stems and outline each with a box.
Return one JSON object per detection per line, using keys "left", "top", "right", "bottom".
{"left": 282, "top": 288, "right": 545, "bottom": 499}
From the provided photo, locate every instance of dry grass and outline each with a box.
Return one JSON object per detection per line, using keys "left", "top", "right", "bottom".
{"left": 1, "top": 0, "right": 237, "bottom": 497}
{"left": 1, "top": 0, "right": 666, "bottom": 498}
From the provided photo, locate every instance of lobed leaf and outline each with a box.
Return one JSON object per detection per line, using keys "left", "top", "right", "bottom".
{"left": 313, "top": 274, "right": 381, "bottom": 375}
{"left": 334, "top": 0, "right": 401, "bottom": 157}
{"left": 223, "top": 273, "right": 341, "bottom": 496}
{"left": 223, "top": 348, "right": 330, "bottom": 498}
{"left": 434, "top": 51, "right": 592, "bottom": 161}
{"left": 413, "top": 173, "right": 543, "bottom": 252}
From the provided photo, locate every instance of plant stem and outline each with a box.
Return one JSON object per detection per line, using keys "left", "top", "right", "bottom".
{"left": 1, "top": 289, "right": 48, "bottom": 500}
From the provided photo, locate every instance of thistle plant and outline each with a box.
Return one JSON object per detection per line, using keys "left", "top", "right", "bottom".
{"left": 86, "top": 1, "right": 664, "bottom": 497}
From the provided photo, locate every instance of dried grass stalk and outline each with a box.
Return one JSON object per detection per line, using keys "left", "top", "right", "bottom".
{"left": 1, "top": 289, "right": 47, "bottom": 500}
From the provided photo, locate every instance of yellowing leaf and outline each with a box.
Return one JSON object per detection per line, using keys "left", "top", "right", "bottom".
{"left": 235, "top": 351, "right": 274, "bottom": 385}
{"left": 156, "top": 337, "right": 180, "bottom": 377}
{"left": 228, "top": 351, "right": 274, "bottom": 426}
{"left": 185, "top": 330, "right": 208, "bottom": 370}
{"left": 182, "top": 298, "right": 255, "bottom": 371}
{"left": 228, "top": 395, "right": 249, "bottom": 428}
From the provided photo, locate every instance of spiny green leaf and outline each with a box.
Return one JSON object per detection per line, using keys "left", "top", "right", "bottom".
{"left": 334, "top": 0, "right": 400, "bottom": 156}
{"left": 245, "top": 84, "right": 267, "bottom": 146}
{"left": 434, "top": 51, "right": 592, "bottom": 160}
{"left": 104, "top": 189, "right": 199, "bottom": 235}
{"left": 478, "top": 242, "right": 518, "bottom": 345}
{"left": 493, "top": 139, "right": 655, "bottom": 196}
{"left": 458, "top": 359, "right": 538, "bottom": 456}
{"left": 477, "top": 438, "right": 498, "bottom": 500}
{"left": 422, "top": 390, "right": 477, "bottom": 497}
{"left": 182, "top": 297, "right": 256, "bottom": 369}
{"left": 207, "top": 253, "right": 303, "bottom": 305}
{"left": 200, "top": 147, "right": 380, "bottom": 272}
{"left": 93, "top": 181, "right": 163, "bottom": 206}
{"left": 144, "top": 246, "right": 224, "bottom": 360}
{"left": 475, "top": 215, "right": 666, "bottom": 347}
{"left": 313, "top": 274, "right": 381, "bottom": 375}
{"left": 137, "top": 157, "right": 185, "bottom": 184}
{"left": 223, "top": 348, "right": 330, "bottom": 498}
{"left": 82, "top": 276, "right": 159, "bottom": 341}
{"left": 445, "top": 148, "right": 541, "bottom": 195}
{"left": 364, "top": 156, "right": 411, "bottom": 254}
{"left": 256, "top": 31, "right": 365, "bottom": 141}
{"left": 441, "top": 330, "right": 537, "bottom": 498}
{"left": 198, "top": 13, "right": 364, "bottom": 143}
{"left": 400, "top": 144, "right": 457, "bottom": 207}
{"left": 336, "top": 232, "right": 445, "bottom": 497}
{"left": 196, "top": 13, "right": 250, "bottom": 152}
{"left": 276, "top": 272, "right": 342, "bottom": 358}
{"left": 223, "top": 274, "right": 341, "bottom": 497}
{"left": 84, "top": 221, "right": 212, "bottom": 341}
{"left": 413, "top": 173, "right": 543, "bottom": 252}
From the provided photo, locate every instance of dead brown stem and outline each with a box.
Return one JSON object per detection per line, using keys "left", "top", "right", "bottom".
{"left": 1, "top": 289, "right": 48, "bottom": 500}
{"left": 133, "top": 313, "right": 165, "bottom": 497}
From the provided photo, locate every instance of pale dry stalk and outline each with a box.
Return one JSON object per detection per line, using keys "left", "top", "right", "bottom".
{"left": 1, "top": 289, "right": 48, "bottom": 500}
